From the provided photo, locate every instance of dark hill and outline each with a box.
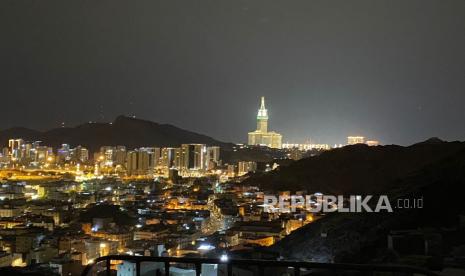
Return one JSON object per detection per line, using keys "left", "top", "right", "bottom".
{"left": 0, "top": 115, "right": 230, "bottom": 153}
{"left": 269, "top": 145, "right": 465, "bottom": 264}
{"left": 241, "top": 139, "right": 465, "bottom": 195}
{"left": 0, "top": 127, "right": 41, "bottom": 141}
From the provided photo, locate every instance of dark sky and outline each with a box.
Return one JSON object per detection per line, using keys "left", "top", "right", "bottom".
{"left": 1, "top": 0, "right": 464, "bottom": 145}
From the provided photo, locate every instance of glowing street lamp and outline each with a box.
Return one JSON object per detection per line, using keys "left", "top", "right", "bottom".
{"left": 220, "top": 253, "right": 229, "bottom": 262}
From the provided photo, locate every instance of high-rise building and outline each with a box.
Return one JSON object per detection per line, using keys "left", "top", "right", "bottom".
{"left": 248, "top": 97, "right": 282, "bottom": 149}
{"left": 80, "top": 147, "right": 89, "bottom": 163}
{"left": 174, "top": 147, "right": 183, "bottom": 169}
{"left": 137, "top": 149, "right": 150, "bottom": 175}
{"left": 153, "top": 147, "right": 162, "bottom": 168}
{"left": 238, "top": 161, "right": 257, "bottom": 176}
{"left": 0, "top": 147, "right": 9, "bottom": 164}
{"left": 114, "top": 146, "right": 127, "bottom": 166}
{"left": 22, "top": 143, "right": 33, "bottom": 159}
{"left": 179, "top": 144, "right": 207, "bottom": 172}
{"left": 125, "top": 148, "right": 154, "bottom": 176}
{"left": 126, "top": 151, "right": 138, "bottom": 176}
{"left": 347, "top": 136, "right": 365, "bottom": 145}
{"left": 8, "top": 138, "right": 24, "bottom": 158}
{"left": 161, "top": 148, "right": 177, "bottom": 169}
{"left": 74, "top": 146, "right": 89, "bottom": 163}
{"left": 227, "top": 164, "right": 236, "bottom": 177}
{"left": 206, "top": 146, "right": 221, "bottom": 170}
{"left": 100, "top": 146, "right": 116, "bottom": 167}
{"left": 57, "top": 144, "right": 71, "bottom": 163}
{"left": 33, "top": 146, "right": 53, "bottom": 164}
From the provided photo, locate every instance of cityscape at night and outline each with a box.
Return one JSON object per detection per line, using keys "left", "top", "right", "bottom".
{"left": 1, "top": 1, "right": 465, "bottom": 276}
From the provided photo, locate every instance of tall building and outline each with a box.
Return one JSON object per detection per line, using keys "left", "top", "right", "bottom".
{"left": 238, "top": 161, "right": 257, "bottom": 176}
{"left": 8, "top": 139, "right": 24, "bottom": 158}
{"left": 125, "top": 148, "right": 155, "bottom": 176}
{"left": 22, "top": 143, "right": 33, "bottom": 159}
{"left": 2, "top": 147, "right": 9, "bottom": 157}
{"left": 33, "top": 146, "right": 53, "bottom": 164}
{"left": 206, "top": 146, "right": 221, "bottom": 170}
{"left": 137, "top": 149, "right": 150, "bottom": 175}
{"left": 153, "top": 147, "right": 162, "bottom": 168}
{"left": 57, "top": 144, "right": 71, "bottom": 163}
{"left": 248, "top": 97, "right": 282, "bottom": 148}
{"left": 100, "top": 146, "right": 116, "bottom": 167}
{"left": 347, "top": 136, "right": 365, "bottom": 145}
{"left": 125, "top": 151, "right": 138, "bottom": 176}
{"left": 74, "top": 146, "right": 89, "bottom": 163}
{"left": 179, "top": 144, "right": 207, "bottom": 172}
{"left": 114, "top": 146, "right": 127, "bottom": 166}
{"left": 161, "top": 148, "right": 177, "bottom": 169}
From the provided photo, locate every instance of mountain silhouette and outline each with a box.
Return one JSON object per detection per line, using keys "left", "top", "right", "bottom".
{"left": 268, "top": 143, "right": 465, "bottom": 264}
{"left": 0, "top": 115, "right": 230, "bottom": 153}
{"left": 242, "top": 138, "right": 465, "bottom": 195}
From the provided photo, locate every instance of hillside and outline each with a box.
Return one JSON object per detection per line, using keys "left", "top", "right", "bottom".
{"left": 241, "top": 139, "right": 465, "bottom": 195}
{"left": 269, "top": 146, "right": 465, "bottom": 265}
{"left": 0, "top": 115, "right": 230, "bottom": 153}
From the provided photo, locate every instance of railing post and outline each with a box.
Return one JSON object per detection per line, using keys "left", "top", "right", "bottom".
{"left": 164, "top": 261, "right": 170, "bottom": 276}
{"left": 106, "top": 258, "right": 111, "bottom": 276}
{"left": 136, "top": 260, "right": 140, "bottom": 276}
{"left": 195, "top": 262, "right": 202, "bottom": 276}
{"left": 294, "top": 266, "right": 300, "bottom": 276}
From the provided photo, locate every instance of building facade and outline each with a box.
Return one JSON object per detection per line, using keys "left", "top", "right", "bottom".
{"left": 248, "top": 97, "right": 282, "bottom": 148}
{"left": 347, "top": 136, "right": 365, "bottom": 145}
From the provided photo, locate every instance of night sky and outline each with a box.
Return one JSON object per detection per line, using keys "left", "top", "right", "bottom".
{"left": 1, "top": 0, "right": 464, "bottom": 145}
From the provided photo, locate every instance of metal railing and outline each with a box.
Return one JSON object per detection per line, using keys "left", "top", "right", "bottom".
{"left": 82, "top": 254, "right": 440, "bottom": 276}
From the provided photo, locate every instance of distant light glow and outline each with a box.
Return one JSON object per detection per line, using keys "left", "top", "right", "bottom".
{"left": 220, "top": 254, "right": 228, "bottom": 262}
{"left": 198, "top": 244, "right": 215, "bottom": 251}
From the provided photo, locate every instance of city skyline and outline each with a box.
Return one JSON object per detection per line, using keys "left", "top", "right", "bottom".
{"left": 1, "top": 1, "right": 464, "bottom": 275}
{"left": 1, "top": 1, "right": 465, "bottom": 145}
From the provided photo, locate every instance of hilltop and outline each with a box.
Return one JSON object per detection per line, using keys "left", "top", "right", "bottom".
{"left": 241, "top": 139, "right": 465, "bottom": 195}
{"left": 0, "top": 115, "right": 230, "bottom": 153}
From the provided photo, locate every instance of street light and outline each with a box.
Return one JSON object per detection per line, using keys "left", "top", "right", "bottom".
{"left": 220, "top": 253, "right": 229, "bottom": 262}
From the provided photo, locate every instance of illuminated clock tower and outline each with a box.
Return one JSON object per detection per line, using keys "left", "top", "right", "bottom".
{"left": 256, "top": 96, "right": 268, "bottom": 133}
{"left": 248, "top": 97, "right": 282, "bottom": 148}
